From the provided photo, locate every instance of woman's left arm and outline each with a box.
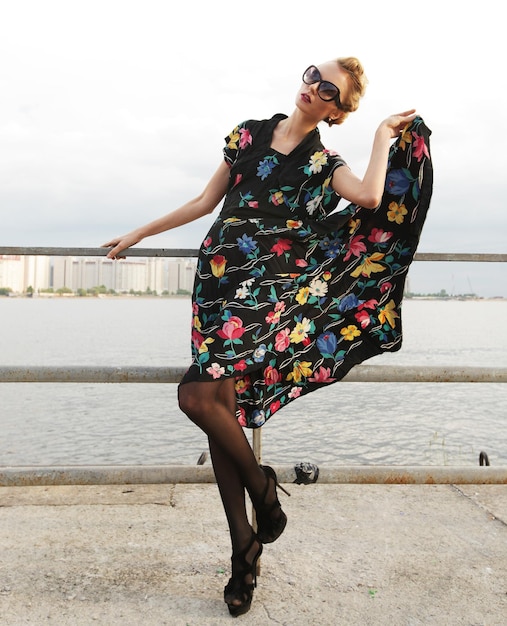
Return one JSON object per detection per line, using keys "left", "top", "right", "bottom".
{"left": 331, "top": 109, "right": 416, "bottom": 208}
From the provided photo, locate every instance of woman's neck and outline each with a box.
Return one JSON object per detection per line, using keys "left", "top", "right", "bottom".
{"left": 270, "top": 111, "right": 318, "bottom": 155}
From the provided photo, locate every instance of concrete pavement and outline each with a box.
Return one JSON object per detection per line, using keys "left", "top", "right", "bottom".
{"left": 1, "top": 481, "right": 507, "bottom": 625}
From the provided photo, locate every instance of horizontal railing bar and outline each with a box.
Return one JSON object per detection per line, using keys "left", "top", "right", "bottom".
{"left": 0, "top": 246, "right": 198, "bottom": 258}
{"left": 0, "top": 465, "right": 506, "bottom": 486}
{"left": 0, "top": 365, "right": 506, "bottom": 383}
{"left": 414, "top": 252, "right": 507, "bottom": 262}
{"left": 0, "top": 247, "right": 506, "bottom": 262}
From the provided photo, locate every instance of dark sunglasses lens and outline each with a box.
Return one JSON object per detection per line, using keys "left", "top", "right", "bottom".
{"left": 318, "top": 81, "right": 339, "bottom": 101}
{"left": 303, "top": 66, "right": 320, "bottom": 85}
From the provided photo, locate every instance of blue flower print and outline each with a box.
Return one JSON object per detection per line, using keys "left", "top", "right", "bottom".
{"left": 257, "top": 156, "right": 279, "bottom": 180}
{"left": 253, "top": 344, "right": 267, "bottom": 362}
{"left": 385, "top": 169, "right": 411, "bottom": 195}
{"left": 338, "top": 293, "right": 360, "bottom": 312}
{"left": 317, "top": 331, "right": 338, "bottom": 356}
{"left": 319, "top": 236, "right": 342, "bottom": 259}
{"left": 237, "top": 233, "right": 258, "bottom": 255}
{"left": 251, "top": 409, "right": 266, "bottom": 427}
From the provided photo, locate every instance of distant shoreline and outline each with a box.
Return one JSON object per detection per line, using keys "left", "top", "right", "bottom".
{"left": 2, "top": 293, "right": 506, "bottom": 302}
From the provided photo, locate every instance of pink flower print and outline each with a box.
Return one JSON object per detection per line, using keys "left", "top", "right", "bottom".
{"left": 234, "top": 359, "right": 248, "bottom": 371}
{"left": 412, "top": 132, "right": 430, "bottom": 162}
{"left": 236, "top": 406, "right": 247, "bottom": 427}
{"left": 233, "top": 174, "right": 243, "bottom": 188}
{"left": 239, "top": 128, "right": 252, "bottom": 149}
{"left": 358, "top": 299, "right": 378, "bottom": 310}
{"left": 265, "top": 301, "right": 285, "bottom": 325}
{"left": 270, "top": 238, "right": 292, "bottom": 256}
{"left": 274, "top": 328, "right": 290, "bottom": 351}
{"left": 343, "top": 235, "right": 366, "bottom": 261}
{"left": 206, "top": 363, "right": 225, "bottom": 379}
{"left": 355, "top": 309, "right": 372, "bottom": 329}
{"left": 217, "top": 316, "right": 246, "bottom": 340}
{"left": 368, "top": 228, "right": 393, "bottom": 244}
{"left": 191, "top": 329, "right": 204, "bottom": 350}
{"left": 247, "top": 200, "right": 259, "bottom": 208}
{"left": 269, "top": 400, "right": 281, "bottom": 415}
{"left": 270, "top": 191, "right": 285, "bottom": 206}
{"left": 288, "top": 386, "right": 302, "bottom": 399}
{"left": 380, "top": 282, "right": 392, "bottom": 294}
{"left": 295, "top": 258, "right": 308, "bottom": 267}
{"left": 235, "top": 375, "right": 251, "bottom": 395}
{"left": 203, "top": 236, "right": 212, "bottom": 248}
{"left": 264, "top": 365, "right": 282, "bottom": 386}
{"left": 308, "top": 366, "right": 336, "bottom": 383}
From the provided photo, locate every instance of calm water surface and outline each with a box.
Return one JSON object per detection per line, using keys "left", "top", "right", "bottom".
{"left": 1, "top": 297, "right": 506, "bottom": 467}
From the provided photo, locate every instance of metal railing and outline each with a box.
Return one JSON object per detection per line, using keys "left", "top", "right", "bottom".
{"left": 1, "top": 246, "right": 506, "bottom": 262}
{"left": 1, "top": 247, "right": 506, "bottom": 486}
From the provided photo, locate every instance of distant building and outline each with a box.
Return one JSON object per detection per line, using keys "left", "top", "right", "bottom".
{"left": 0, "top": 254, "right": 196, "bottom": 294}
{"left": 0, "top": 255, "right": 50, "bottom": 293}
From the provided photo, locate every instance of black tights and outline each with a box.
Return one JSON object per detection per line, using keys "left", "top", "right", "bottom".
{"left": 178, "top": 379, "right": 266, "bottom": 552}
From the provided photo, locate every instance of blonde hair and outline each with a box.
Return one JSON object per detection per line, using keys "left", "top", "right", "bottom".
{"left": 327, "top": 56, "right": 368, "bottom": 126}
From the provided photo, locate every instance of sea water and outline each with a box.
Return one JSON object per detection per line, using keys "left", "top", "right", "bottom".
{"left": 0, "top": 297, "right": 506, "bottom": 467}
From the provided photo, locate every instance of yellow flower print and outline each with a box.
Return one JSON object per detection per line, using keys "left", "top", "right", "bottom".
{"left": 295, "top": 287, "right": 309, "bottom": 305}
{"left": 271, "top": 191, "right": 285, "bottom": 206}
{"left": 198, "top": 337, "right": 215, "bottom": 354}
{"left": 227, "top": 128, "right": 240, "bottom": 149}
{"left": 309, "top": 151, "right": 328, "bottom": 174}
{"left": 286, "top": 219, "right": 303, "bottom": 229}
{"left": 289, "top": 317, "right": 312, "bottom": 343}
{"left": 350, "top": 252, "right": 385, "bottom": 278}
{"left": 399, "top": 125, "right": 413, "bottom": 151}
{"left": 193, "top": 315, "right": 202, "bottom": 332}
{"left": 209, "top": 254, "right": 227, "bottom": 278}
{"left": 340, "top": 325, "right": 361, "bottom": 341}
{"left": 286, "top": 360, "right": 313, "bottom": 383}
{"left": 378, "top": 299, "right": 400, "bottom": 328}
{"left": 348, "top": 218, "right": 361, "bottom": 234}
{"left": 387, "top": 201, "right": 408, "bottom": 224}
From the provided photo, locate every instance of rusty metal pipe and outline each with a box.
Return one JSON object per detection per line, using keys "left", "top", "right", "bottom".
{"left": 1, "top": 465, "right": 506, "bottom": 487}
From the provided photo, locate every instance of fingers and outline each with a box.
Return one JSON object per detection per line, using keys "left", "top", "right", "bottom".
{"left": 101, "top": 241, "right": 123, "bottom": 259}
{"left": 101, "top": 237, "right": 127, "bottom": 259}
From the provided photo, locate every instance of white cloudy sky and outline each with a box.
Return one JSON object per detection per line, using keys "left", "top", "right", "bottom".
{"left": 1, "top": 0, "right": 506, "bottom": 296}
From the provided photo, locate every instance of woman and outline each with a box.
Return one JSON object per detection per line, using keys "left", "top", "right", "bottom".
{"left": 104, "top": 58, "right": 432, "bottom": 616}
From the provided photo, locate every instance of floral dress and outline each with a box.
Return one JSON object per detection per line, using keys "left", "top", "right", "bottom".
{"left": 180, "top": 113, "right": 433, "bottom": 428}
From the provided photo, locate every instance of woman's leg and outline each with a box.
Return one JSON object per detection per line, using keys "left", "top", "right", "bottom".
{"left": 178, "top": 379, "right": 266, "bottom": 501}
{"left": 209, "top": 380, "right": 252, "bottom": 551}
{"left": 179, "top": 378, "right": 263, "bottom": 611}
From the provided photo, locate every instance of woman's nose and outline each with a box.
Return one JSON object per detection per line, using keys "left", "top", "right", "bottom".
{"left": 309, "top": 82, "right": 319, "bottom": 95}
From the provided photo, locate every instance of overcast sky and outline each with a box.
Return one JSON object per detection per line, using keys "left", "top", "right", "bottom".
{"left": 1, "top": 0, "right": 506, "bottom": 296}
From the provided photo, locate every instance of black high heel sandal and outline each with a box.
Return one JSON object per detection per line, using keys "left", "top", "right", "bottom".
{"left": 255, "top": 465, "right": 291, "bottom": 544}
{"left": 224, "top": 532, "right": 263, "bottom": 617}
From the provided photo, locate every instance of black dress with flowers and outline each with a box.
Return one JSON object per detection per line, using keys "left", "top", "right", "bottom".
{"left": 180, "top": 113, "right": 433, "bottom": 428}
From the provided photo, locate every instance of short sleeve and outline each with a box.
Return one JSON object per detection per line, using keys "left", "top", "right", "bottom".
{"left": 223, "top": 121, "right": 253, "bottom": 168}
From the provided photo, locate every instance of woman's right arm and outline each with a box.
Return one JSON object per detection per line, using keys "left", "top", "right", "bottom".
{"left": 102, "top": 160, "right": 231, "bottom": 258}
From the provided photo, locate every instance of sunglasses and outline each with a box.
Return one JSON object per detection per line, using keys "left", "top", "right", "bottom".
{"left": 302, "top": 65, "right": 342, "bottom": 109}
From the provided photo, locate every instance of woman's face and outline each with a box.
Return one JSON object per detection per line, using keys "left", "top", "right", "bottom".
{"left": 296, "top": 61, "right": 349, "bottom": 122}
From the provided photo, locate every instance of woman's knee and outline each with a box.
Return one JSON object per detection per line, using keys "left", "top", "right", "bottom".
{"left": 178, "top": 382, "right": 209, "bottom": 418}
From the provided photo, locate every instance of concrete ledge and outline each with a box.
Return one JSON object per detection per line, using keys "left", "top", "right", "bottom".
{"left": 1, "top": 464, "right": 507, "bottom": 486}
